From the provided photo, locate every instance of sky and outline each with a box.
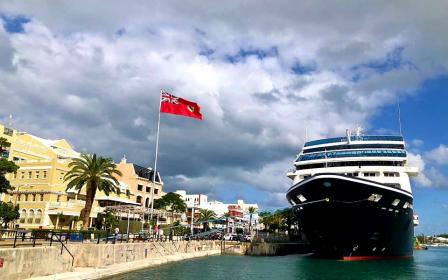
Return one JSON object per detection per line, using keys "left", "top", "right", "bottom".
{"left": 0, "top": 1, "right": 447, "bottom": 234}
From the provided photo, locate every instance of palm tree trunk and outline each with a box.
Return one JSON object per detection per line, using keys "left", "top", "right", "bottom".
{"left": 249, "top": 214, "right": 252, "bottom": 235}
{"left": 81, "top": 186, "right": 97, "bottom": 228}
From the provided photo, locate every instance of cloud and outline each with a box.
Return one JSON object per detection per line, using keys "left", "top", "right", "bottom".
{"left": 426, "top": 145, "right": 448, "bottom": 165}
{"left": 0, "top": 1, "right": 448, "bottom": 208}
{"left": 408, "top": 152, "right": 432, "bottom": 188}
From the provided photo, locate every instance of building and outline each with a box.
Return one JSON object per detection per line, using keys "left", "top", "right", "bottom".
{"left": 116, "top": 156, "right": 164, "bottom": 208}
{"left": 174, "top": 190, "right": 259, "bottom": 232}
{"left": 0, "top": 123, "right": 137, "bottom": 229}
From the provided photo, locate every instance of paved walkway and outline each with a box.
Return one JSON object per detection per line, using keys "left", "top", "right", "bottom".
{"left": 27, "top": 250, "right": 221, "bottom": 280}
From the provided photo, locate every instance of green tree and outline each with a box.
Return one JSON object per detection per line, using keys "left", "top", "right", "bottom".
{"left": 199, "top": 209, "right": 216, "bottom": 232}
{"left": 0, "top": 137, "right": 18, "bottom": 194}
{"left": 64, "top": 154, "right": 122, "bottom": 228}
{"left": 103, "top": 209, "right": 119, "bottom": 229}
{"left": 0, "top": 137, "right": 11, "bottom": 154}
{"left": 247, "top": 206, "right": 257, "bottom": 234}
{"left": 0, "top": 202, "right": 19, "bottom": 228}
{"left": 259, "top": 211, "right": 272, "bottom": 230}
{"left": 153, "top": 192, "right": 187, "bottom": 222}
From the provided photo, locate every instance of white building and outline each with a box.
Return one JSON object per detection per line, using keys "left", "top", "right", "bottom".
{"left": 174, "top": 190, "right": 259, "bottom": 226}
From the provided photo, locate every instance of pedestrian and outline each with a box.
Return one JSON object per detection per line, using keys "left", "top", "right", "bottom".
{"left": 114, "top": 227, "right": 119, "bottom": 243}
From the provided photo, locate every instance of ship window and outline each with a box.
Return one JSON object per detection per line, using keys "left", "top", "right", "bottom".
{"left": 363, "top": 172, "right": 378, "bottom": 177}
{"left": 384, "top": 172, "right": 400, "bottom": 177}
{"left": 297, "top": 194, "right": 307, "bottom": 202}
{"left": 392, "top": 199, "right": 400, "bottom": 206}
{"left": 403, "top": 202, "right": 409, "bottom": 209}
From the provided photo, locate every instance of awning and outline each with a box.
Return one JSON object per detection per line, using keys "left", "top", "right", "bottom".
{"left": 95, "top": 196, "right": 140, "bottom": 206}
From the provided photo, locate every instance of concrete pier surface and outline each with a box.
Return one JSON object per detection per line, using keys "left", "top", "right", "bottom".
{"left": 26, "top": 250, "right": 221, "bottom": 280}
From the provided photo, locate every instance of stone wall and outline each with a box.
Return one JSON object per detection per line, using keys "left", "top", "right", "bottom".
{"left": 0, "top": 246, "right": 73, "bottom": 280}
{"left": 0, "top": 240, "right": 220, "bottom": 279}
{"left": 66, "top": 240, "right": 220, "bottom": 267}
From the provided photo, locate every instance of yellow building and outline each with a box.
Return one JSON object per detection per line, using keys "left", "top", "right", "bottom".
{"left": 116, "top": 156, "right": 164, "bottom": 207}
{"left": 0, "top": 123, "right": 137, "bottom": 229}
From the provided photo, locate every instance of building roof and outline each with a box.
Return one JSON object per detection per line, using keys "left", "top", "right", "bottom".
{"left": 132, "top": 164, "right": 162, "bottom": 183}
{"left": 28, "top": 134, "right": 79, "bottom": 158}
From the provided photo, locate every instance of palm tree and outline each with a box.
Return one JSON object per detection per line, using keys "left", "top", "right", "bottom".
{"left": 199, "top": 209, "right": 216, "bottom": 232}
{"left": 248, "top": 206, "right": 257, "bottom": 235}
{"left": 64, "top": 154, "right": 122, "bottom": 228}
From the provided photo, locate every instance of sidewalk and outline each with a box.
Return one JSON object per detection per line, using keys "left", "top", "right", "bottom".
{"left": 27, "top": 250, "right": 221, "bottom": 280}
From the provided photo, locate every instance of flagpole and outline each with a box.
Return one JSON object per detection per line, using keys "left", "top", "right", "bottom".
{"left": 149, "top": 90, "right": 162, "bottom": 223}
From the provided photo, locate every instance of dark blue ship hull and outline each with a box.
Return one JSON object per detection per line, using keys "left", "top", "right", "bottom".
{"left": 286, "top": 174, "right": 414, "bottom": 260}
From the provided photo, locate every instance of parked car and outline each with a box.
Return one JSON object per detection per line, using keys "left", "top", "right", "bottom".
{"left": 224, "top": 233, "right": 233, "bottom": 241}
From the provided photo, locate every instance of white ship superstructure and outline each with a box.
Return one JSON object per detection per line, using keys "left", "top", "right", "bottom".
{"left": 287, "top": 128, "right": 418, "bottom": 196}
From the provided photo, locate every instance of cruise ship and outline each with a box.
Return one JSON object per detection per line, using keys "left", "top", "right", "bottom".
{"left": 286, "top": 128, "right": 419, "bottom": 260}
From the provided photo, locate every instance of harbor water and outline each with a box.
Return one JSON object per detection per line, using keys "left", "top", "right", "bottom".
{"left": 105, "top": 248, "right": 448, "bottom": 280}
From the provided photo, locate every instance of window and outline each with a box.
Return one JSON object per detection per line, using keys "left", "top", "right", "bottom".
{"left": 17, "top": 194, "right": 21, "bottom": 201}
{"left": 154, "top": 189, "right": 159, "bottom": 195}
{"left": 25, "top": 194, "right": 29, "bottom": 201}
{"left": 35, "top": 171, "right": 40, "bottom": 179}
{"left": 136, "top": 196, "right": 142, "bottom": 204}
{"left": 145, "top": 197, "right": 150, "bottom": 208}
{"left": 21, "top": 172, "right": 25, "bottom": 179}
{"left": 138, "top": 184, "right": 143, "bottom": 191}
{"left": 20, "top": 210, "right": 26, "bottom": 223}
{"left": 363, "top": 172, "right": 378, "bottom": 177}
{"left": 32, "top": 194, "right": 36, "bottom": 201}
{"left": 13, "top": 173, "right": 17, "bottom": 179}
{"left": 43, "top": 171, "right": 47, "bottom": 179}
{"left": 57, "top": 195, "right": 61, "bottom": 202}
{"left": 35, "top": 210, "right": 42, "bottom": 224}
{"left": 28, "top": 171, "right": 32, "bottom": 179}
{"left": 39, "top": 194, "right": 44, "bottom": 201}
{"left": 146, "top": 186, "right": 150, "bottom": 193}
{"left": 384, "top": 172, "right": 400, "bottom": 177}
{"left": 28, "top": 210, "right": 34, "bottom": 224}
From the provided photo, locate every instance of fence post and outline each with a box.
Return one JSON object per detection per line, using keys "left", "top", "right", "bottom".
{"left": 50, "top": 231, "right": 53, "bottom": 247}
{"left": 13, "top": 230, "right": 18, "bottom": 248}
{"left": 32, "top": 231, "right": 36, "bottom": 247}
{"left": 97, "top": 232, "right": 100, "bottom": 244}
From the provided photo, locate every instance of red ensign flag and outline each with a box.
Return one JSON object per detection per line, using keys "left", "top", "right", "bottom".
{"left": 160, "top": 92, "right": 203, "bottom": 120}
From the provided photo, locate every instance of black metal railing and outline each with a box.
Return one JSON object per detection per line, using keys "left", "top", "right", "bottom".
{"left": 50, "top": 232, "right": 75, "bottom": 266}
